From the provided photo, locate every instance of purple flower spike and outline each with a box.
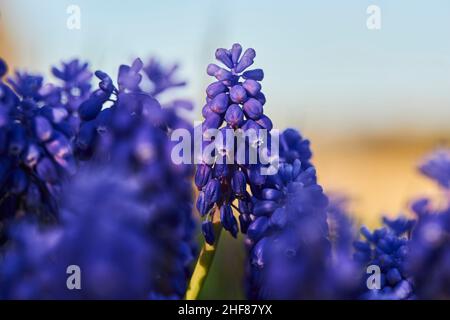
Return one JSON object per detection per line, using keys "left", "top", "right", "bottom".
{"left": 196, "top": 44, "right": 274, "bottom": 241}
{"left": 244, "top": 132, "right": 362, "bottom": 299}
{"left": 355, "top": 216, "right": 415, "bottom": 300}
{"left": 0, "top": 58, "right": 86, "bottom": 233}
{"left": 1, "top": 166, "right": 195, "bottom": 299}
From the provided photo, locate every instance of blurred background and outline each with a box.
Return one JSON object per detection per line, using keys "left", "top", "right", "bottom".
{"left": 1, "top": 0, "right": 449, "bottom": 298}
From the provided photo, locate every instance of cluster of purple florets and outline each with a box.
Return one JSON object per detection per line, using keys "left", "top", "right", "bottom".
{"left": 354, "top": 217, "right": 415, "bottom": 299}
{"left": 0, "top": 55, "right": 196, "bottom": 299}
{"left": 195, "top": 44, "right": 275, "bottom": 243}
{"left": 1, "top": 44, "right": 450, "bottom": 300}
{"left": 0, "top": 59, "right": 86, "bottom": 243}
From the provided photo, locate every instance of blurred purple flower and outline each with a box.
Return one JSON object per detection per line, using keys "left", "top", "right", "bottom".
{"left": 407, "top": 200, "right": 450, "bottom": 299}
{"left": 406, "top": 150, "right": 450, "bottom": 299}
{"left": 245, "top": 159, "right": 330, "bottom": 299}
{"left": 0, "top": 167, "right": 179, "bottom": 299}
{"left": 73, "top": 58, "right": 197, "bottom": 297}
{"left": 143, "top": 58, "right": 187, "bottom": 96}
{"left": 419, "top": 149, "right": 450, "bottom": 189}
{"left": 354, "top": 216, "right": 415, "bottom": 300}
{"left": 0, "top": 58, "right": 78, "bottom": 242}
{"left": 74, "top": 58, "right": 191, "bottom": 160}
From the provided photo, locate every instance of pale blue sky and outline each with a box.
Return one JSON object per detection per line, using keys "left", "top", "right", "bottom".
{"left": 1, "top": 0, "right": 450, "bottom": 135}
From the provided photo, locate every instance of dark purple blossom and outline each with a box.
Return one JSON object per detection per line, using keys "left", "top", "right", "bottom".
{"left": 42, "top": 59, "right": 93, "bottom": 137}
{"left": 195, "top": 44, "right": 274, "bottom": 242}
{"left": 407, "top": 200, "right": 450, "bottom": 299}
{"left": 143, "top": 58, "right": 187, "bottom": 96}
{"left": 244, "top": 128, "right": 364, "bottom": 299}
{"left": 0, "top": 167, "right": 188, "bottom": 299}
{"left": 7, "top": 72, "right": 43, "bottom": 100}
{"left": 74, "top": 58, "right": 191, "bottom": 160}
{"left": 279, "top": 128, "right": 312, "bottom": 169}
{"left": 419, "top": 149, "right": 450, "bottom": 189}
{"left": 245, "top": 159, "right": 331, "bottom": 299}
{"left": 405, "top": 150, "right": 450, "bottom": 298}
{"left": 72, "top": 58, "right": 197, "bottom": 298}
{"left": 354, "top": 216, "right": 415, "bottom": 300}
{"left": 0, "top": 58, "right": 78, "bottom": 243}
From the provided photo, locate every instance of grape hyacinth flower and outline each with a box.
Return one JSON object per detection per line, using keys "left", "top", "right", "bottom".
{"left": 325, "top": 197, "right": 363, "bottom": 299}
{"left": 419, "top": 149, "right": 450, "bottom": 190}
{"left": 42, "top": 60, "right": 93, "bottom": 134}
{"left": 73, "top": 58, "right": 197, "bottom": 297}
{"left": 143, "top": 58, "right": 187, "bottom": 97}
{"left": 195, "top": 44, "right": 273, "bottom": 243}
{"left": 0, "top": 167, "right": 188, "bottom": 299}
{"left": 354, "top": 216, "right": 415, "bottom": 300}
{"left": 279, "top": 128, "right": 312, "bottom": 169}
{"left": 406, "top": 149, "right": 450, "bottom": 299}
{"left": 74, "top": 58, "right": 191, "bottom": 160}
{"left": 0, "top": 58, "right": 78, "bottom": 242}
{"left": 93, "top": 115, "right": 197, "bottom": 299}
{"left": 245, "top": 158, "right": 331, "bottom": 299}
{"left": 407, "top": 200, "right": 450, "bottom": 299}
{"left": 327, "top": 196, "right": 356, "bottom": 255}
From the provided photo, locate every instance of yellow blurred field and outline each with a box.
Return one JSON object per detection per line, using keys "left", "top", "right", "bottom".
{"left": 311, "top": 131, "right": 449, "bottom": 228}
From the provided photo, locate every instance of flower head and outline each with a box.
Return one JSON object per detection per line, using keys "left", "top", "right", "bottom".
{"left": 0, "top": 59, "right": 78, "bottom": 242}
{"left": 0, "top": 167, "right": 189, "bottom": 299}
{"left": 419, "top": 149, "right": 450, "bottom": 189}
{"left": 195, "top": 44, "right": 274, "bottom": 242}
{"left": 405, "top": 150, "right": 450, "bottom": 299}
{"left": 279, "top": 128, "right": 312, "bottom": 169}
{"left": 143, "top": 58, "right": 187, "bottom": 96}
{"left": 354, "top": 216, "right": 415, "bottom": 300}
{"left": 72, "top": 58, "right": 197, "bottom": 297}
{"left": 245, "top": 159, "right": 330, "bottom": 299}
{"left": 407, "top": 200, "right": 450, "bottom": 299}
{"left": 74, "top": 58, "right": 191, "bottom": 160}
{"left": 48, "top": 59, "right": 93, "bottom": 112}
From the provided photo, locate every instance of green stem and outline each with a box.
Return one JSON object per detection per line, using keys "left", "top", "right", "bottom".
{"left": 185, "top": 211, "right": 222, "bottom": 300}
